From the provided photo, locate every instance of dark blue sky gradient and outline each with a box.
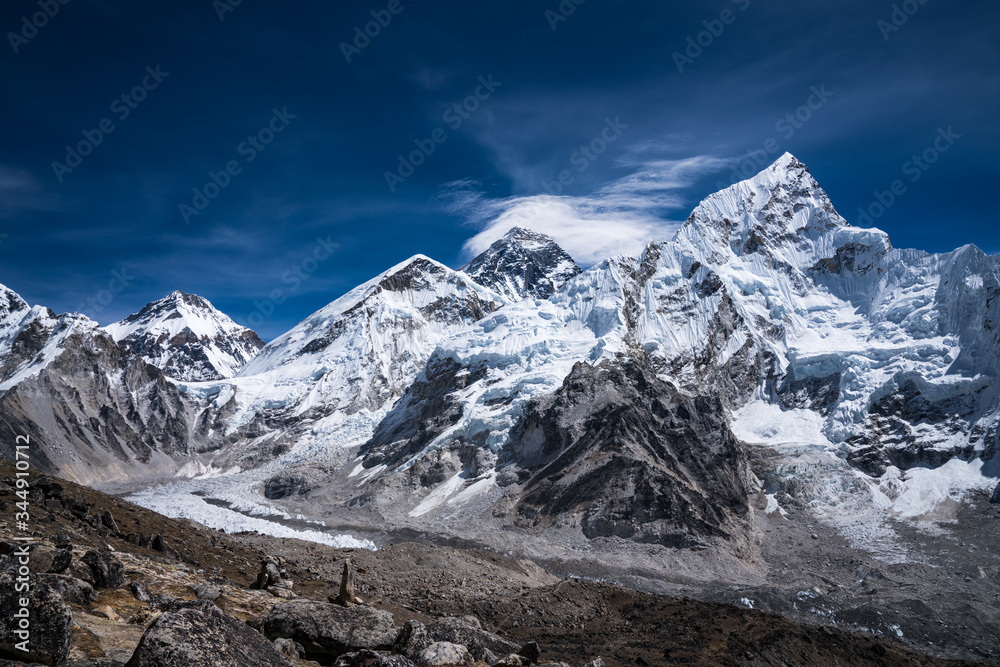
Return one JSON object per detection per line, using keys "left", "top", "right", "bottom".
{"left": 1, "top": 0, "right": 997, "bottom": 339}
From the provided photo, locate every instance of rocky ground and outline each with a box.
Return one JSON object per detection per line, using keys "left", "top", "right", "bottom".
{"left": 0, "top": 460, "right": 991, "bottom": 667}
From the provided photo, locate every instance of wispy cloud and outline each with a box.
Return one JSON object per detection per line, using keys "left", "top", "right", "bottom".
{"left": 448, "top": 153, "right": 729, "bottom": 266}
{"left": 0, "top": 165, "right": 59, "bottom": 219}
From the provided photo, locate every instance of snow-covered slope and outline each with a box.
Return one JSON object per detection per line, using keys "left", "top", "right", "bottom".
{"left": 106, "top": 291, "right": 264, "bottom": 382}
{"left": 347, "top": 153, "right": 1000, "bottom": 552}
{"left": 163, "top": 255, "right": 510, "bottom": 471}
{"left": 461, "top": 227, "right": 583, "bottom": 301}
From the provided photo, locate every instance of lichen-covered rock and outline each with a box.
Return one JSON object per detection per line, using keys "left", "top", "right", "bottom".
{"left": 426, "top": 616, "right": 517, "bottom": 661}
{"left": 264, "top": 600, "right": 398, "bottom": 661}
{"left": 392, "top": 619, "right": 432, "bottom": 658}
{"left": 38, "top": 573, "right": 98, "bottom": 605}
{"left": 125, "top": 600, "right": 293, "bottom": 667}
{"left": 0, "top": 555, "right": 73, "bottom": 666}
{"left": 335, "top": 649, "right": 416, "bottom": 667}
{"left": 81, "top": 549, "right": 125, "bottom": 589}
{"left": 416, "top": 641, "right": 473, "bottom": 666}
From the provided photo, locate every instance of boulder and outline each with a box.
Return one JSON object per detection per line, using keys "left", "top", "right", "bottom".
{"left": 493, "top": 655, "right": 529, "bottom": 667}
{"left": 416, "top": 641, "right": 473, "bottom": 666}
{"left": 273, "top": 637, "right": 301, "bottom": 660}
{"left": 392, "top": 620, "right": 432, "bottom": 658}
{"left": 38, "top": 573, "right": 98, "bottom": 605}
{"left": 125, "top": 600, "right": 294, "bottom": 667}
{"left": 65, "top": 560, "right": 96, "bottom": 587}
{"left": 0, "top": 555, "right": 73, "bottom": 666}
{"left": 26, "top": 546, "right": 72, "bottom": 575}
{"left": 191, "top": 584, "right": 222, "bottom": 601}
{"left": 426, "top": 616, "right": 518, "bottom": 660}
{"left": 81, "top": 549, "right": 125, "bottom": 589}
{"left": 130, "top": 581, "right": 155, "bottom": 603}
{"left": 264, "top": 599, "right": 398, "bottom": 661}
{"left": 335, "top": 649, "right": 416, "bottom": 667}
{"left": 102, "top": 510, "right": 121, "bottom": 535}
{"left": 582, "top": 659, "right": 606, "bottom": 667}
{"left": 518, "top": 641, "right": 541, "bottom": 664}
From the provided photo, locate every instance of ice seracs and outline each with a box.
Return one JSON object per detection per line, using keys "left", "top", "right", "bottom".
{"left": 106, "top": 290, "right": 265, "bottom": 382}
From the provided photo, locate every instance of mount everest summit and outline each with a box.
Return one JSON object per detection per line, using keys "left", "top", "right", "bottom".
{"left": 2, "top": 152, "right": 999, "bottom": 557}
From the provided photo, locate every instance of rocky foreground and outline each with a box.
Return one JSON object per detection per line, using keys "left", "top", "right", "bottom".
{"left": 0, "top": 461, "right": 985, "bottom": 667}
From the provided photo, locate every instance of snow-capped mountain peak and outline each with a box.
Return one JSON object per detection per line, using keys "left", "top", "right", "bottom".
{"left": 462, "top": 226, "right": 583, "bottom": 301}
{"left": 106, "top": 290, "right": 264, "bottom": 382}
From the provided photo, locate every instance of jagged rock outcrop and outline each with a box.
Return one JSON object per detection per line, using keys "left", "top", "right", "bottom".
{"left": 504, "top": 357, "right": 753, "bottom": 547}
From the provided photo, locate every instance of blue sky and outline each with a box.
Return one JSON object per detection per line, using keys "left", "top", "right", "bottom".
{"left": 1, "top": 0, "right": 998, "bottom": 339}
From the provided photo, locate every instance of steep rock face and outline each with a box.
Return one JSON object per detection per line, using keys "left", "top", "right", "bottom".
{"left": 0, "top": 290, "right": 212, "bottom": 486}
{"left": 503, "top": 358, "right": 753, "bottom": 548}
{"left": 107, "top": 291, "right": 264, "bottom": 382}
{"left": 462, "top": 227, "right": 582, "bottom": 301}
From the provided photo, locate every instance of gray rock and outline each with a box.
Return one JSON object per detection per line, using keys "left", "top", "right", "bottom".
{"left": 102, "top": 510, "right": 120, "bottom": 535}
{"left": 392, "top": 619, "right": 432, "bottom": 658}
{"left": 518, "top": 641, "right": 541, "bottom": 664}
{"left": 272, "top": 637, "right": 301, "bottom": 660}
{"left": 991, "top": 481, "right": 1000, "bottom": 504}
{"left": 264, "top": 599, "right": 399, "bottom": 660}
{"left": 125, "top": 600, "right": 293, "bottom": 667}
{"left": 65, "top": 560, "right": 96, "bottom": 587}
{"left": 131, "top": 581, "right": 155, "bottom": 603}
{"left": 416, "top": 641, "right": 473, "bottom": 666}
{"left": 335, "top": 649, "right": 416, "bottom": 667}
{"left": 427, "top": 616, "right": 518, "bottom": 660}
{"left": 81, "top": 549, "right": 125, "bottom": 589}
{"left": 582, "top": 658, "right": 606, "bottom": 667}
{"left": 192, "top": 584, "right": 222, "bottom": 601}
{"left": 0, "top": 555, "right": 73, "bottom": 666}
{"left": 48, "top": 548, "right": 72, "bottom": 575}
{"left": 39, "top": 573, "right": 98, "bottom": 605}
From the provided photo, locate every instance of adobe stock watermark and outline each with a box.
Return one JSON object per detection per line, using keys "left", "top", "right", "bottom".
{"left": 673, "top": 0, "right": 752, "bottom": 73}
{"left": 384, "top": 75, "right": 502, "bottom": 192}
{"left": 856, "top": 127, "right": 960, "bottom": 227}
{"left": 237, "top": 235, "right": 340, "bottom": 330}
{"left": 179, "top": 107, "right": 297, "bottom": 224}
{"left": 213, "top": 0, "right": 243, "bottom": 22}
{"left": 10, "top": 433, "right": 34, "bottom": 656}
{"left": 545, "top": 0, "right": 587, "bottom": 31}
{"left": 75, "top": 266, "right": 135, "bottom": 319}
{"left": 878, "top": 0, "right": 930, "bottom": 42}
{"left": 714, "top": 84, "right": 835, "bottom": 190}
{"left": 51, "top": 65, "right": 170, "bottom": 183}
{"left": 543, "top": 116, "right": 629, "bottom": 195}
{"left": 340, "top": 0, "right": 415, "bottom": 63}
{"left": 7, "top": 0, "right": 70, "bottom": 54}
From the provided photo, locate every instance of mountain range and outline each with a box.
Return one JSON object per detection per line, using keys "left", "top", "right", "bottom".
{"left": 2, "top": 152, "right": 998, "bottom": 559}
